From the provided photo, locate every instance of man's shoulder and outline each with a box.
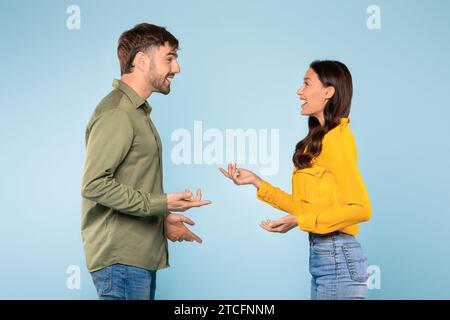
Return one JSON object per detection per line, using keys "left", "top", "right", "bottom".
{"left": 85, "top": 89, "right": 134, "bottom": 133}
{"left": 93, "top": 88, "right": 132, "bottom": 117}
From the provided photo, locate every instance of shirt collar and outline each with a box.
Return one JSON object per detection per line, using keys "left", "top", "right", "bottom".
{"left": 112, "top": 79, "right": 152, "bottom": 115}
{"left": 340, "top": 117, "right": 350, "bottom": 125}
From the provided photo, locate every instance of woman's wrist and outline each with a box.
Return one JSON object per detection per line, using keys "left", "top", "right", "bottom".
{"left": 253, "top": 176, "right": 262, "bottom": 189}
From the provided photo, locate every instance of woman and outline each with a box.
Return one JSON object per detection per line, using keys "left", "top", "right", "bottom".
{"left": 219, "top": 60, "right": 371, "bottom": 300}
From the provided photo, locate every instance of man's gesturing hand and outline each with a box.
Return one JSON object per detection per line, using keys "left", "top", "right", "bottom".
{"left": 167, "top": 188, "right": 211, "bottom": 212}
{"left": 165, "top": 213, "right": 202, "bottom": 243}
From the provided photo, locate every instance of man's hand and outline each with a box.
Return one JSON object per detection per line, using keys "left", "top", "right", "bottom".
{"left": 167, "top": 188, "right": 211, "bottom": 212}
{"left": 219, "top": 162, "right": 262, "bottom": 188}
{"left": 165, "top": 213, "right": 203, "bottom": 243}
{"left": 259, "top": 215, "right": 298, "bottom": 233}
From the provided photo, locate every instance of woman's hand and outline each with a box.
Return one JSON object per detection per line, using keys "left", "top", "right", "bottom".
{"left": 260, "top": 215, "right": 298, "bottom": 233}
{"left": 219, "top": 162, "right": 262, "bottom": 188}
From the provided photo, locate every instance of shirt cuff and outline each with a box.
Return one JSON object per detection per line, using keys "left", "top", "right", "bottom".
{"left": 256, "top": 180, "right": 270, "bottom": 201}
{"left": 149, "top": 193, "right": 168, "bottom": 216}
{"left": 296, "top": 212, "right": 319, "bottom": 232}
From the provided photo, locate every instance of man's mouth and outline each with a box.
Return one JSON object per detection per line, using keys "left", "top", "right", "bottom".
{"left": 166, "top": 75, "right": 174, "bottom": 84}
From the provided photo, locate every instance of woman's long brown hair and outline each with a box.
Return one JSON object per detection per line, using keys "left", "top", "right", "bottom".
{"left": 293, "top": 60, "right": 353, "bottom": 169}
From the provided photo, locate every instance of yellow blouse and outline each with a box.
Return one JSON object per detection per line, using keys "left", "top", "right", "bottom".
{"left": 256, "top": 117, "right": 371, "bottom": 235}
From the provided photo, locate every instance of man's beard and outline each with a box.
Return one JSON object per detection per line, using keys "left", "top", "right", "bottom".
{"left": 149, "top": 74, "right": 171, "bottom": 95}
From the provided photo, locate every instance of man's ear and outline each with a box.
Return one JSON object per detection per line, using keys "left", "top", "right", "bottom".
{"left": 133, "top": 51, "right": 148, "bottom": 72}
{"left": 324, "top": 86, "right": 335, "bottom": 99}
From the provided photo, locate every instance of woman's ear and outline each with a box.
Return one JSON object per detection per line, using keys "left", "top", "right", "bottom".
{"left": 324, "top": 86, "right": 335, "bottom": 99}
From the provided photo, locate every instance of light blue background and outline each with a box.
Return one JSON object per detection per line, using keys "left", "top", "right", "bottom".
{"left": 1, "top": 0, "right": 449, "bottom": 299}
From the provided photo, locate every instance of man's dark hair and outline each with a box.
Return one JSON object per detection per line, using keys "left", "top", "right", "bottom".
{"left": 118, "top": 23, "right": 179, "bottom": 75}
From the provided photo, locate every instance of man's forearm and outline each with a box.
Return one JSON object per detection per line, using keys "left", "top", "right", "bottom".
{"left": 82, "top": 176, "right": 168, "bottom": 217}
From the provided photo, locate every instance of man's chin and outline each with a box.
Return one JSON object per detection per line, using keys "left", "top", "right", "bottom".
{"left": 156, "top": 85, "right": 170, "bottom": 95}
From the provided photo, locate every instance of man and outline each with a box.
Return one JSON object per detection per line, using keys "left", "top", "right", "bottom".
{"left": 81, "top": 23, "right": 211, "bottom": 300}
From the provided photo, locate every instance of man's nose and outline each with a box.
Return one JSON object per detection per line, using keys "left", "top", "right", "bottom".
{"left": 173, "top": 61, "right": 181, "bottom": 74}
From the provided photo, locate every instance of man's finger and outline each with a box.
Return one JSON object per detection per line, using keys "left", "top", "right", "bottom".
{"left": 187, "top": 200, "right": 212, "bottom": 208}
{"left": 176, "top": 191, "right": 193, "bottom": 200}
{"left": 180, "top": 215, "right": 195, "bottom": 226}
{"left": 186, "top": 230, "right": 203, "bottom": 243}
{"left": 184, "top": 188, "right": 194, "bottom": 201}
{"left": 196, "top": 188, "right": 202, "bottom": 201}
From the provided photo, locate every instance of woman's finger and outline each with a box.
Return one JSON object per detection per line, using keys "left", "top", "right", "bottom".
{"left": 219, "top": 167, "right": 231, "bottom": 179}
{"left": 232, "top": 163, "right": 240, "bottom": 183}
{"left": 268, "top": 220, "right": 284, "bottom": 228}
{"left": 259, "top": 223, "right": 275, "bottom": 232}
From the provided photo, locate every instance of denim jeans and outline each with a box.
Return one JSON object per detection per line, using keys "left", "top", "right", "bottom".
{"left": 309, "top": 232, "right": 369, "bottom": 300}
{"left": 90, "top": 263, "right": 157, "bottom": 300}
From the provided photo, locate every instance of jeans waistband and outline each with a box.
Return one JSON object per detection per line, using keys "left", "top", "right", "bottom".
{"left": 308, "top": 231, "right": 357, "bottom": 244}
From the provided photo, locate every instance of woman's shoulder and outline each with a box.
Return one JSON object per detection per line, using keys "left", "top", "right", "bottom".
{"left": 322, "top": 118, "right": 356, "bottom": 150}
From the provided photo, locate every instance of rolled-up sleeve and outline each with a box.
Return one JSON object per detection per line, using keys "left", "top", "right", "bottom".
{"left": 256, "top": 180, "right": 303, "bottom": 215}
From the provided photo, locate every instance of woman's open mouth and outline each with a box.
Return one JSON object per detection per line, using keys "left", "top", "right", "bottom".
{"left": 300, "top": 98, "right": 308, "bottom": 108}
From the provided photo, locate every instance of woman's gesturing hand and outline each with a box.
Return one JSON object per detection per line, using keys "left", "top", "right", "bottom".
{"left": 260, "top": 215, "right": 298, "bottom": 233}
{"left": 219, "top": 162, "right": 262, "bottom": 188}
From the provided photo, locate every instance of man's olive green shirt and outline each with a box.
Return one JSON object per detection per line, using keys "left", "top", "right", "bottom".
{"left": 81, "top": 79, "right": 169, "bottom": 272}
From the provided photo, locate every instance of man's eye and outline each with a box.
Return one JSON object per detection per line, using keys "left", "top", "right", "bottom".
{"left": 167, "top": 58, "right": 173, "bottom": 62}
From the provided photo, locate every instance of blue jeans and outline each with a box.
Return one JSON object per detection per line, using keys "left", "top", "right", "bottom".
{"left": 90, "top": 263, "right": 157, "bottom": 300}
{"left": 309, "top": 232, "right": 369, "bottom": 300}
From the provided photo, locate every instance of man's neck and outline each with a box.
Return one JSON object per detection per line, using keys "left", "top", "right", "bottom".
{"left": 121, "top": 74, "right": 153, "bottom": 100}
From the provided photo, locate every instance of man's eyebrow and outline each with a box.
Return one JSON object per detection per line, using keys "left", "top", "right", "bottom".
{"left": 167, "top": 52, "right": 178, "bottom": 58}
